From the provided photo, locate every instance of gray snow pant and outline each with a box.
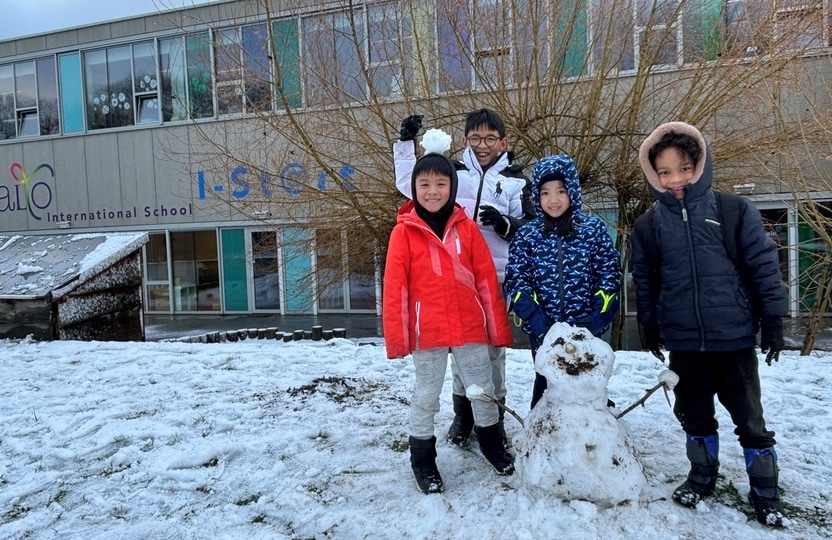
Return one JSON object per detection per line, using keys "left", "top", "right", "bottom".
{"left": 410, "top": 343, "right": 499, "bottom": 439}
{"left": 450, "top": 345, "right": 507, "bottom": 401}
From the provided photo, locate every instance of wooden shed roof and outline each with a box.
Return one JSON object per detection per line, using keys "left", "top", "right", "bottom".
{"left": 0, "top": 233, "right": 148, "bottom": 301}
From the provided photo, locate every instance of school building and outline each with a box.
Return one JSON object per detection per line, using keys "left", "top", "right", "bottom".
{"left": 0, "top": 0, "right": 829, "bottom": 322}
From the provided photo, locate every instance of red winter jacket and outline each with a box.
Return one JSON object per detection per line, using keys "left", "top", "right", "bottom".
{"left": 383, "top": 200, "right": 514, "bottom": 359}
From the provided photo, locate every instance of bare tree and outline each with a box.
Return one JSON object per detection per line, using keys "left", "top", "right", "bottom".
{"left": 161, "top": 0, "right": 830, "bottom": 347}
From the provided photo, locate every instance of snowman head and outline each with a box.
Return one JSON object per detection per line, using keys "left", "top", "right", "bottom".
{"left": 535, "top": 322, "right": 615, "bottom": 406}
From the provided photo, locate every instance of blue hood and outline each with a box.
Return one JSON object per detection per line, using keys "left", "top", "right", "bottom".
{"left": 530, "top": 154, "right": 583, "bottom": 215}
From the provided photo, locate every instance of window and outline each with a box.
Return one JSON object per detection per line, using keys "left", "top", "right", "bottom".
{"left": 474, "top": 0, "right": 513, "bottom": 87}
{"left": 272, "top": 19, "right": 302, "bottom": 108}
{"left": 215, "top": 27, "right": 243, "bottom": 114}
{"left": 186, "top": 32, "right": 214, "bottom": 119}
{"left": 303, "top": 10, "right": 366, "bottom": 105}
{"left": 437, "top": 0, "right": 473, "bottom": 91}
{"left": 0, "top": 57, "right": 59, "bottom": 139}
{"left": 242, "top": 23, "right": 273, "bottom": 113}
{"left": 367, "top": 3, "right": 410, "bottom": 98}
{"left": 316, "top": 229, "right": 345, "bottom": 310}
{"left": 774, "top": 0, "right": 826, "bottom": 52}
{"left": 144, "top": 233, "right": 170, "bottom": 312}
{"left": 252, "top": 231, "right": 281, "bottom": 310}
{"left": 170, "top": 230, "right": 220, "bottom": 312}
{"left": 133, "top": 41, "right": 159, "bottom": 124}
{"left": 159, "top": 37, "right": 189, "bottom": 121}
{"left": 347, "top": 230, "right": 377, "bottom": 311}
{"left": 84, "top": 46, "right": 135, "bottom": 130}
{"left": 589, "top": 0, "right": 713, "bottom": 72}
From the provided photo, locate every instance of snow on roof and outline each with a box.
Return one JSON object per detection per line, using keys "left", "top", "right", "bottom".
{"left": 0, "top": 232, "right": 148, "bottom": 301}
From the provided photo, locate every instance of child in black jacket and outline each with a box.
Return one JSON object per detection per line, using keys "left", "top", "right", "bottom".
{"left": 630, "top": 121, "right": 788, "bottom": 527}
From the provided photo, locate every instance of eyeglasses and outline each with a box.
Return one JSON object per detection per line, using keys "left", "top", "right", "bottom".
{"left": 465, "top": 135, "right": 502, "bottom": 148}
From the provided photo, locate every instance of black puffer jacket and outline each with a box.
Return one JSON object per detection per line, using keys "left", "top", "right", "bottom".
{"left": 631, "top": 122, "right": 787, "bottom": 352}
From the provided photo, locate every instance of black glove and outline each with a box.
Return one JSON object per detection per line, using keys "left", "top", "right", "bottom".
{"left": 639, "top": 322, "right": 665, "bottom": 362}
{"left": 479, "top": 205, "right": 510, "bottom": 236}
{"left": 399, "top": 114, "right": 423, "bottom": 141}
{"left": 760, "top": 317, "right": 784, "bottom": 365}
{"left": 575, "top": 290, "right": 619, "bottom": 337}
{"left": 511, "top": 291, "right": 550, "bottom": 350}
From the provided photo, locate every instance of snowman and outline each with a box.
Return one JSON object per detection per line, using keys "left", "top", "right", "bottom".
{"left": 514, "top": 322, "right": 646, "bottom": 506}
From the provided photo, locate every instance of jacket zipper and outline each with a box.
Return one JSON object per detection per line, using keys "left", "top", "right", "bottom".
{"left": 415, "top": 300, "right": 421, "bottom": 350}
{"left": 681, "top": 202, "right": 706, "bottom": 350}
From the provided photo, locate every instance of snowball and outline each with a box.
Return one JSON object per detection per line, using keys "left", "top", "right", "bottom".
{"left": 658, "top": 369, "right": 680, "bottom": 391}
{"left": 465, "top": 384, "right": 484, "bottom": 399}
{"left": 419, "top": 128, "right": 452, "bottom": 155}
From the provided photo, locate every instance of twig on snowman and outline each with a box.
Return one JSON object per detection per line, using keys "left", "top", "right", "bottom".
{"left": 466, "top": 385, "right": 525, "bottom": 427}
{"left": 614, "top": 369, "right": 679, "bottom": 419}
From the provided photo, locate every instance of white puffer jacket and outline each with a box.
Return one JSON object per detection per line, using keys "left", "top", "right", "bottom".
{"left": 393, "top": 140, "right": 526, "bottom": 281}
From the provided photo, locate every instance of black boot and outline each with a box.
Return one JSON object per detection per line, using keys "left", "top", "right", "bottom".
{"left": 409, "top": 436, "right": 444, "bottom": 494}
{"left": 446, "top": 394, "right": 474, "bottom": 447}
{"left": 474, "top": 423, "right": 515, "bottom": 476}
{"left": 745, "top": 447, "right": 786, "bottom": 527}
{"left": 672, "top": 434, "right": 719, "bottom": 508}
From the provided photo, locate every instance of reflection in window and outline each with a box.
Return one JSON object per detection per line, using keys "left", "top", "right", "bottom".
{"left": 316, "top": 229, "right": 345, "bottom": 310}
{"left": 303, "top": 11, "right": 366, "bottom": 105}
{"left": 170, "top": 231, "right": 220, "bottom": 312}
{"left": 252, "top": 231, "right": 281, "bottom": 310}
{"left": 348, "top": 230, "right": 377, "bottom": 310}
{"left": 133, "top": 41, "right": 159, "bottom": 124}
{"left": 159, "top": 37, "right": 188, "bottom": 121}
{"left": 0, "top": 65, "right": 14, "bottom": 139}
{"left": 243, "top": 23, "right": 272, "bottom": 112}
{"left": 36, "top": 58, "right": 59, "bottom": 135}
{"left": 144, "top": 233, "right": 169, "bottom": 312}
{"left": 85, "top": 46, "right": 135, "bottom": 130}
{"left": 216, "top": 28, "right": 244, "bottom": 114}
{"left": 0, "top": 57, "right": 59, "bottom": 139}
{"left": 367, "top": 4, "right": 409, "bottom": 98}
{"left": 186, "top": 32, "right": 214, "bottom": 119}
{"left": 437, "top": 0, "right": 473, "bottom": 91}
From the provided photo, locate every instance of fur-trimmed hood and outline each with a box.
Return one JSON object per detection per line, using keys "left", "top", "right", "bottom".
{"left": 638, "top": 121, "right": 713, "bottom": 204}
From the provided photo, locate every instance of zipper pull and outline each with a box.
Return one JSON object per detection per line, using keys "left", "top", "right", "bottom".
{"left": 682, "top": 207, "right": 688, "bottom": 222}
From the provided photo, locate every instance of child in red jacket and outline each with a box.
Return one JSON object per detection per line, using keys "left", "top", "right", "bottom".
{"left": 383, "top": 146, "right": 515, "bottom": 495}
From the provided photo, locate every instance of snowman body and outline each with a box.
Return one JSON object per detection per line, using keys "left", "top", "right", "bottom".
{"left": 515, "top": 323, "right": 646, "bottom": 506}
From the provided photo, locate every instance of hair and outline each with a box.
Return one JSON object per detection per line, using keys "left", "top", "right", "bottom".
{"left": 647, "top": 131, "right": 702, "bottom": 170}
{"left": 411, "top": 153, "right": 456, "bottom": 182}
{"left": 464, "top": 108, "right": 506, "bottom": 138}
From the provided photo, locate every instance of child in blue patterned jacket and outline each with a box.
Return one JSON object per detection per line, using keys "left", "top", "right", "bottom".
{"left": 503, "top": 154, "right": 621, "bottom": 409}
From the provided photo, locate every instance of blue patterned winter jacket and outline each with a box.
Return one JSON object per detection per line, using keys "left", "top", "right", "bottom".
{"left": 504, "top": 155, "right": 621, "bottom": 333}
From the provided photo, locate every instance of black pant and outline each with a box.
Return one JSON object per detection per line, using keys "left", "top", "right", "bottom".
{"left": 669, "top": 348, "right": 776, "bottom": 449}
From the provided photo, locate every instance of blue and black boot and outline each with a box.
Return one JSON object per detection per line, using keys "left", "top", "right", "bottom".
{"left": 745, "top": 447, "right": 786, "bottom": 527}
{"left": 672, "top": 434, "right": 719, "bottom": 508}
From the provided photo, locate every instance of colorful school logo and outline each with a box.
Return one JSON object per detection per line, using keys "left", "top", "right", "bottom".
{"left": 4, "top": 162, "right": 55, "bottom": 220}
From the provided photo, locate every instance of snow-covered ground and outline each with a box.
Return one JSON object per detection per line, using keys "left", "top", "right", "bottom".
{"left": 1, "top": 337, "right": 829, "bottom": 539}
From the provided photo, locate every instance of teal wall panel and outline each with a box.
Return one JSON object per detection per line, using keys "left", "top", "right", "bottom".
{"left": 221, "top": 228, "right": 248, "bottom": 311}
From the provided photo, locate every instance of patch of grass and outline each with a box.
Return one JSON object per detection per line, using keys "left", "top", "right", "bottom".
{"left": 195, "top": 485, "right": 213, "bottom": 494}
{"left": 390, "top": 438, "right": 410, "bottom": 452}
{"left": 251, "top": 513, "right": 266, "bottom": 523}
{"left": 235, "top": 493, "right": 261, "bottom": 506}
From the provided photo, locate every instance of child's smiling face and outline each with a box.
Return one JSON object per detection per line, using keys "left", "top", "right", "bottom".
{"left": 414, "top": 171, "right": 452, "bottom": 213}
{"left": 463, "top": 126, "right": 507, "bottom": 169}
{"left": 654, "top": 147, "right": 695, "bottom": 199}
{"left": 539, "top": 180, "right": 570, "bottom": 218}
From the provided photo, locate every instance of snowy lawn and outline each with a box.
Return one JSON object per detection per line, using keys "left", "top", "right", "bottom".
{"left": 0, "top": 337, "right": 829, "bottom": 539}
